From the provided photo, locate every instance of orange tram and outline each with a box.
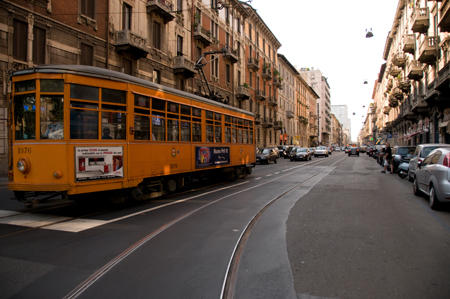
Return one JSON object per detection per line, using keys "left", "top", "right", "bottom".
{"left": 7, "top": 65, "right": 255, "bottom": 207}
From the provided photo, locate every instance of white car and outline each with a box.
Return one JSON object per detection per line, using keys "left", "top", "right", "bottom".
{"left": 315, "top": 146, "right": 328, "bottom": 157}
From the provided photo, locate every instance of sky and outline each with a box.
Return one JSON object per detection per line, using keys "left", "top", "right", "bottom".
{"left": 250, "top": 0, "right": 399, "bottom": 142}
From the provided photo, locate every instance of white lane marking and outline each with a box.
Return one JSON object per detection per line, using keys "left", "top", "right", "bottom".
{"left": 266, "top": 174, "right": 272, "bottom": 177}
{"left": 255, "top": 177, "right": 262, "bottom": 180}
{"left": 0, "top": 213, "right": 72, "bottom": 228}
{"left": 0, "top": 210, "right": 22, "bottom": 218}
{"left": 275, "top": 172, "right": 280, "bottom": 174}
{"left": 42, "top": 219, "right": 109, "bottom": 232}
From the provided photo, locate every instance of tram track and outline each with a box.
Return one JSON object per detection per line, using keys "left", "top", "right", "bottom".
{"left": 62, "top": 154, "right": 348, "bottom": 299}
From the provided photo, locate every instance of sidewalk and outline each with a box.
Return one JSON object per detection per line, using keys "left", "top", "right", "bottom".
{"left": 0, "top": 175, "right": 8, "bottom": 187}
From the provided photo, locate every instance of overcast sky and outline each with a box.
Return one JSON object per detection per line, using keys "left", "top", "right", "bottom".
{"left": 250, "top": 0, "right": 399, "bottom": 141}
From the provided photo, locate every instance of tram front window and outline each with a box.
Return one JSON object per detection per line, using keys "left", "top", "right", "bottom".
{"left": 41, "top": 96, "right": 64, "bottom": 139}
{"left": 14, "top": 93, "right": 36, "bottom": 140}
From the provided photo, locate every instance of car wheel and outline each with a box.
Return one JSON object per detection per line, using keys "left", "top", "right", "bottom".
{"left": 429, "top": 185, "right": 441, "bottom": 210}
{"left": 274, "top": 158, "right": 277, "bottom": 164}
{"left": 314, "top": 155, "right": 317, "bottom": 157}
{"left": 408, "top": 171, "right": 414, "bottom": 182}
{"left": 326, "top": 154, "right": 328, "bottom": 157}
{"left": 309, "top": 156, "right": 312, "bottom": 161}
{"left": 413, "top": 177, "right": 421, "bottom": 196}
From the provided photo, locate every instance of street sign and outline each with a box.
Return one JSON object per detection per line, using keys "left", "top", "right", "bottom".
{"left": 387, "top": 134, "right": 392, "bottom": 138}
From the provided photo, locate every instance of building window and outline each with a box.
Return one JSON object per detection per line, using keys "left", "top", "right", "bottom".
{"left": 153, "top": 21, "right": 161, "bottom": 50}
{"left": 226, "top": 32, "right": 230, "bottom": 48}
{"left": 177, "top": 35, "right": 183, "bottom": 56}
{"left": 33, "top": 26, "right": 46, "bottom": 65}
{"left": 249, "top": 72, "right": 253, "bottom": 87}
{"left": 236, "top": 41, "right": 241, "bottom": 57}
{"left": 238, "top": 70, "right": 241, "bottom": 86}
{"left": 249, "top": 24, "right": 252, "bottom": 40}
{"left": 177, "top": 0, "right": 182, "bottom": 13}
{"left": 81, "top": 0, "right": 95, "bottom": 19}
{"left": 211, "top": 0, "right": 218, "bottom": 10}
{"left": 153, "top": 70, "right": 161, "bottom": 84}
{"left": 13, "top": 19, "right": 27, "bottom": 62}
{"left": 178, "top": 78, "right": 185, "bottom": 91}
{"left": 211, "top": 55, "right": 219, "bottom": 78}
{"left": 123, "top": 3, "right": 131, "bottom": 30}
{"left": 237, "top": 18, "right": 241, "bottom": 33}
{"left": 226, "top": 64, "right": 231, "bottom": 83}
{"left": 122, "top": 58, "right": 132, "bottom": 75}
{"left": 225, "top": 7, "right": 230, "bottom": 23}
{"left": 80, "top": 43, "right": 93, "bottom": 66}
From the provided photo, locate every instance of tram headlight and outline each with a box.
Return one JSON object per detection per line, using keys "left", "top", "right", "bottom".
{"left": 17, "top": 157, "right": 31, "bottom": 174}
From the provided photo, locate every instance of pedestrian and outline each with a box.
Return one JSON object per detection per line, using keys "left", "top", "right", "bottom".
{"left": 381, "top": 142, "right": 393, "bottom": 174}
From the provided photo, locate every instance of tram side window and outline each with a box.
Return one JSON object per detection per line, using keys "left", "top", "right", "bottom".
{"left": 41, "top": 96, "right": 64, "bottom": 139}
{"left": 152, "top": 115, "right": 165, "bottom": 141}
{"left": 102, "top": 112, "right": 126, "bottom": 139}
{"left": 14, "top": 93, "right": 36, "bottom": 140}
{"left": 134, "top": 115, "right": 150, "bottom": 140}
{"left": 70, "top": 109, "right": 98, "bottom": 139}
{"left": 192, "top": 108, "right": 201, "bottom": 142}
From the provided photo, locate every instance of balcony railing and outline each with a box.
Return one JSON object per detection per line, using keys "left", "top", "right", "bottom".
{"left": 235, "top": 86, "right": 250, "bottom": 100}
{"left": 418, "top": 36, "right": 439, "bottom": 64}
{"left": 393, "top": 52, "right": 407, "bottom": 67}
{"left": 262, "top": 68, "right": 272, "bottom": 80}
{"left": 247, "top": 57, "right": 260, "bottom": 71}
{"left": 392, "top": 87, "right": 403, "bottom": 99}
{"left": 146, "top": 0, "right": 175, "bottom": 23}
{"left": 286, "top": 110, "right": 294, "bottom": 118}
{"left": 403, "top": 34, "right": 416, "bottom": 54}
{"left": 115, "top": 29, "right": 149, "bottom": 59}
{"left": 223, "top": 47, "right": 239, "bottom": 64}
{"left": 389, "top": 65, "right": 402, "bottom": 77}
{"left": 273, "top": 120, "right": 283, "bottom": 130}
{"left": 173, "top": 56, "right": 197, "bottom": 78}
{"left": 255, "top": 114, "right": 261, "bottom": 124}
{"left": 407, "top": 60, "right": 424, "bottom": 81}
{"left": 386, "top": 78, "right": 393, "bottom": 91}
{"left": 411, "top": 7, "right": 430, "bottom": 34}
{"left": 255, "top": 89, "right": 267, "bottom": 101}
{"left": 193, "top": 25, "right": 213, "bottom": 46}
{"left": 262, "top": 117, "right": 273, "bottom": 128}
{"left": 268, "top": 97, "right": 277, "bottom": 107}
{"left": 383, "top": 106, "right": 391, "bottom": 114}
{"left": 273, "top": 77, "right": 282, "bottom": 89}
{"left": 397, "top": 77, "right": 411, "bottom": 93}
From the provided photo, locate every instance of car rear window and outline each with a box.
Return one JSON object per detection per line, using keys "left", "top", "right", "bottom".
{"left": 422, "top": 146, "right": 450, "bottom": 158}
{"left": 396, "top": 147, "right": 415, "bottom": 156}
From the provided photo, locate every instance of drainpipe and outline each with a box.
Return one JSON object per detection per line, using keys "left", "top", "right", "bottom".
{"left": 106, "top": 0, "right": 110, "bottom": 69}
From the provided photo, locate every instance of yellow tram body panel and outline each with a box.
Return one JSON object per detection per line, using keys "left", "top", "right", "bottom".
{"left": 8, "top": 65, "right": 256, "bottom": 200}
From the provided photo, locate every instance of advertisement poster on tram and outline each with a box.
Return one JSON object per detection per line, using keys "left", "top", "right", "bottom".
{"left": 75, "top": 146, "right": 124, "bottom": 181}
{"left": 195, "top": 146, "right": 230, "bottom": 169}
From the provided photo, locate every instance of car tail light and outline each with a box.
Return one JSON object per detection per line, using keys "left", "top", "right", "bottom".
{"left": 444, "top": 153, "right": 450, "bottom": 168}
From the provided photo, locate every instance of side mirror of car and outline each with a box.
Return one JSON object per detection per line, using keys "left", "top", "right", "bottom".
{"left": 417, "top": 160, "right": 422, "bottom": 169}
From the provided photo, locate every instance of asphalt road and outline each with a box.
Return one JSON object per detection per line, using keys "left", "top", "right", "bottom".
{"left": 0, "top": 151, "right": 449, "bottom": 299}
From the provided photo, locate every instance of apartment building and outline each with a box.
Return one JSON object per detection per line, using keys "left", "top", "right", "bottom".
{"left": 367, "top": 0, "right": 450, "bottom": 146}
{"left": 299, "top": 68, "right": 332, "bottom": 146}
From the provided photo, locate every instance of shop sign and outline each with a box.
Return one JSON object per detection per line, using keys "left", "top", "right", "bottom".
{"left": 75, "top": 146, "right": 124, "bottom": 182}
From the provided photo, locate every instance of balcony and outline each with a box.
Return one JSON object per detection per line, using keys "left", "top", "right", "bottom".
{"left": 439, "top": 0, "right": 450, "bottom": 32}
{"left": 437, "top": 61, "right": 450, "bottom": 90}
{"left": 411, "top": 7, "right": 430, "bottom": 34}
{"left": 273, "top": 120, "right": 283, "bottom": 130}
{"left": 173, "top": 56, "right": 197, "bottom": 78}
{"left": 255, "top": 89, "right": 267, "bottom": 101}
{"left": 383, "top": 106, "right": 391, "bottom": 114}
{"left": 406, "top": 60, "right": 424, "bottom": 81}
{"left": 389, "top": 65, "right": 402, "bottom": 77}
{"left": 403, "top": 34, "right": 416, "bottom": 54}
{"left": 392, "top": 87, "right": 403, "bottom": 99}
{"left": 262, "top": 68, "right": 272, "bottom": 81}
{"left": 369, "top": 106, "right": 377, "bottom": 114}
{"left": 254, "top": 114, "right": 261, "bottom": 124}
{"left": 193, "top": 25, "right": 213, "bottom": 46}
{"left": 401, "top": 100, "right": 414, "bottom": 119}
{"left": 398, "top": 77, "right": 411, "bottom": 93}
{"left": 262, "top": 117, "right": 273, "bottom": 128}
{"left": 115, "top": 29, "right": 149, "bottom": 59}
{"left": 386, "top": 78, "right": 393, "bottom": 91}
{"left": 273, "top": 77, "right": 282, "bottom": 89}
{"left": 286, "top": 110, "right": 294, "bottom": 118}
{"left": 418, "top": 36, "right": 439, "bottom": 64}
{"left": 235, "top": 85, "right": 250, "bottom": 100}
{"left": 146, "top": 0, "right": 175, "bottom": 23}
{"left": 223, "top": 47, "right": 239, "bottom": 64}
{"left": 411, "top": 94, "right": 428, "bottom": 113}
{"left": 247, "top": 57, "right": 260, "bottom": 71}
{"left": 393, "top": 52, "right": 407, "bottom": 67}
{"left": 268, "top": 97, "right": 277, "bottom": 107}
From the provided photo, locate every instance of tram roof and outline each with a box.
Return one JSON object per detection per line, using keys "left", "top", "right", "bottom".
{"left": 12, "top": 65, "right": 254, "bottom": 117}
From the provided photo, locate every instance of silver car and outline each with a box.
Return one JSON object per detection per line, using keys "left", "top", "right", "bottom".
{"left": 413, "top": 148, "right": 450, "bottom": 210}
{"left": 315, "top": 146, "right": 328, "bottom": 157}
{"left": 408, "top": 143, "right": 450, "bottom": 182}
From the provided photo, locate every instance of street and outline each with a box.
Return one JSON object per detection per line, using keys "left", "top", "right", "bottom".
{"left": 1, "top": 151, "right": 450, "bottom": 299}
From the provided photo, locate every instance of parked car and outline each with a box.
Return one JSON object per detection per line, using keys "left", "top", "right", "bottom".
{"left": 290, "top": 147, "right": 312, "bottom": 161}
{"left": 341, "top": 146, "right": 346, "bottom": 151}
{"left": 272, "top": 147, "right": 280, "bottom": 158}
{"left": 392, "top": 146, "right": 416, "bottom": 173}
{"left": 256, "top": 148, "right": 278, "bottom": 164}
{"left": 413, "top": 148, "right": 450, "bottom": 210}
{"left": 327, "top": 147, "right": 333, "bottom": 155}
{"left": 334, "top": 147, "right": 341, "bottom": 152}
{"left": 277, "top": 145, "right": 290, "bottom": 158}
{"left": 360, "top": 146, "right": 366, "bottom": 153}
{"left": 344, "top": 146, "right": 350, "bottom": 153}
{"left": 408, "top": 144, "right": 450, "bottom": 182}
{"left": 315, "top": 146, "right": 328, "bottom": 157}
{"left": 348, "top": 147, "right": 359, "bottom": 156}
{"left": 308, "top": 147, "right": 316, "bottom": 155}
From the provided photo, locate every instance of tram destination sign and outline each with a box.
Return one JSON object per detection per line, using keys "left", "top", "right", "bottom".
{"left": 195, "top": 146, "right": 230, "bottom": 169}
{"left": 75, "top": 146, "right": 124, "bottom": 182}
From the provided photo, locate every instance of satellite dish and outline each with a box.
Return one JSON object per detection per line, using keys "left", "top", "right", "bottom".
{"left": 366, "top": 28, "right": 374, "bottom": 38}
{"left": 353, "top": 112, "right": 355, "bottom": 115}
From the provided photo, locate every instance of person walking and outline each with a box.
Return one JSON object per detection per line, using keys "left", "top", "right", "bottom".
{"left": 381, "top": 142, "right": 393, "bottom": 174}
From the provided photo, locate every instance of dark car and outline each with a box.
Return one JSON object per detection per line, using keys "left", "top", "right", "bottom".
{"left": 283, "top": 146, "right": 294, "bottom": 159}
{"left": 391, "top": 146, "right": 416, "bottom": 173}
{"left": 290, "top": 147, "right": 312, "bottom": 161}
{"left": 256, "top": 148, "right": 278, "bottom": 164}
{"left": 327, "top": 147, "right": 333, "bottom": 155}
{"left": 348, "top": 147, "right": 359, "bottom": 156}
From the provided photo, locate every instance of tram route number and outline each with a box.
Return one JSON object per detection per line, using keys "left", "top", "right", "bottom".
{"left": 18, "top": 147, "right": 31, "bottom": 154}
{"left": 170, "top": 163, "right": 178, "bottom": 169}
